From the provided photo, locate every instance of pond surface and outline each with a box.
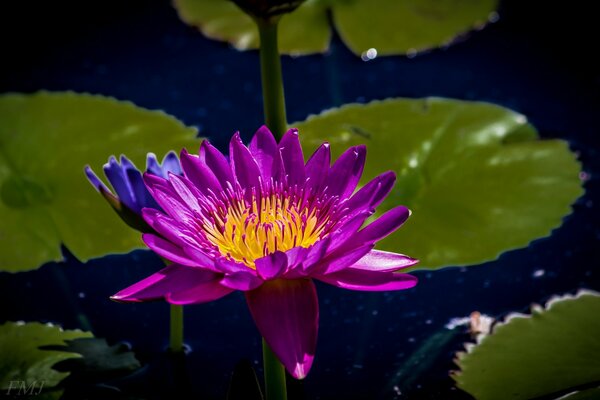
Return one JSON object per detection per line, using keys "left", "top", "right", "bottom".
{"left": 1, "top": 0, "right": 599, "bottom": 398}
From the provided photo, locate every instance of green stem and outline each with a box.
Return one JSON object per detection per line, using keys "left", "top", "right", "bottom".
{"left": 258, "top": 19, "right": 288, "bottom": 140}
{"left": 262, "top": 339, "right": 287, "bottom": 400}
{"left": 170, "top": 304, "right": 184, "bottom": 352}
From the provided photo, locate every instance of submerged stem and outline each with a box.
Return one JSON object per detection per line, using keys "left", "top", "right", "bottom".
{"left": 170, "top": 304, "right": 184, "bottom": 352}
{"left": 262, "top": 338, "right": 288, "bottom": 400}
{"left": 258, "top": 19, "right": 288, "bottom": 140}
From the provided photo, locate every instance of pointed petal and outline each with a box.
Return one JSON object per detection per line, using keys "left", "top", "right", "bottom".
{"left": 103, "top": 156, "right": 135, "bottom": 210}
{"left": 316, "top": 269, "right": 417, "bottom": 292}
{"left": 246, "top": 279, "right": 318, "bottom": 379}
{"left": 199, "top": 140, "right": 233, "bottom": 186}
{"left": 249, "top": 125, "right": 281, "bottom": 180}
{"left": 353, "top": 206, "right": 410, "bottom": 245}
{"left": 146, "top": 153, "right": 163, "bottom": 177}
{"left": 255, "top": 251, "right": 288, "bottom": 280}
{"left": 111, "top": 264, "right": 221, "bottom": 302}
{"left": 230, "top": 132, "right": 261, "bottom": 190}
{"left": 84, "top": 166, "right": 111, "bottom": 194}
{"left": 180, "top": 149, "right": 223, "bottom": 194}
{"left": 305, "top": 143, "right": 330, "bottom": 191}
{"left": 162, "top": 151, "right": 182, "bottom": 176}
{"left": 345, "top": 171, "right": 396, "bottom": 212}
{"left": 142, "top": 233, "right": 197, "bottom": 267}
{"left": 126, "top": 167, "right": 157, "bottom": 212}
{"left": 350, "top": 250, "right": 419, "bottom": 272}
{"left": 326, "top": 145, "right": 366, "bottom": 199}
{"left": 278, "top": 129, "right": 305, "bottom": 185}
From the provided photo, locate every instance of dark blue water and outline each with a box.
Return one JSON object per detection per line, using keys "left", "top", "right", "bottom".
{"left": 1, "top": 0, "right": 599, "bottom": 398}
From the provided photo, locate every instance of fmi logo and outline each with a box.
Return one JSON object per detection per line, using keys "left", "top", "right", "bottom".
{"left": 5, "top": 381, "right": 46, "bottom": 396}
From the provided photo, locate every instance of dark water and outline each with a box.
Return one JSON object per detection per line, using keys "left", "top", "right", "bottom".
{"left": 1, "top": 0, "right": 599, "bottom": 398}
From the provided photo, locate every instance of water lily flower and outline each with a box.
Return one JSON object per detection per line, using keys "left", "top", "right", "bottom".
{"left": 112, "top": 126, "right": 418, "bottom": 378}
{"left": 85, "top": 152, "right": 182, "bottom": 232}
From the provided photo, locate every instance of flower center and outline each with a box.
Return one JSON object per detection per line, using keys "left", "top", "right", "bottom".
{"left": 201, "top": 186, "right": 335, "bottom": 268}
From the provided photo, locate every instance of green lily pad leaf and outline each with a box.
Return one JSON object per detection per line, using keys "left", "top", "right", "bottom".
{"left": 0, "top": 321, "right": 93, "bottom": 390}
{"left": 0, "top": 92, "right": 201, "bottom": 272}
{"left": 294, "top": 98, "right": 583, "bottom": 270}
{"left": 174, "top": 0, "right": 330, "bottom": 55}
{"left": 173, "top": 0, "right": 498, "bottom": 56}
{"left": 452, "top": 290, "right": 600, "bottom": 400}
{"left": 42, "top": 337, "right": 141, "bottom": 381}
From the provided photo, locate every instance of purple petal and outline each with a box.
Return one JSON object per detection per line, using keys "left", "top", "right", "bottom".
{"left": 326, "top": 145, "right": 366, "bottom": 199}
{"left": 246, "top": 279, "right": 318, "bottom": 379}
{"left": 142, "top": 233, "right": 198, "bottom": 267}
{"left": 84, "top": 166, "right": 111, "bottom": 194}
{"left": 249, "top": 125, "right": 282, "bottom": 180}
{"left": 167, "top": 173, "right": 202, "bottom": 213}
{"left": 230, "top": 132, "right": 261, "bottom": 190}
{"left": 166, "top": 279, "right": 233, "bottom": 305}
{"left": 142, "top": 209, "right": 196, "bottom": 249}
{"left": 143, "top": 172, "right": 170, "bottom": 195}
{"left": 317, "top": 244, "right": 374, "bottom": 275}
{"left": 220, "top": 271, "right": 264, "bottom": 291}
{"left": 278, "top": 129, "right": 305, "bottom": 185}
{"left": 350, "top": 250, "right": 419, "bottom": 272}
{"left": 162, "top": 151, "right": 183, "bottom": 176}
{"left": 125, "top": 166, "right": 157, "bottom": 212}
{"left": 345, "top": 171, "right": 396, "bottom": 212}
{"left": 146, "top": 153, "right": 163, "bottom": 177}
{"left": 180, "top": 149, "right": 223, "bottom": 195}
{"left": 255, "top": 251, "right": 288, "bottom": 280}
{"left": 305, "top": 143, "right": 330, "bottom": 192}
{"left": 352, "top": 206, "right": 410, "bottom": 245}
{"left": 103, "top": 156, "right": 135, "bottom": 210}
{"left": 316, "top": 268, "right": 417, "bottom": 292}
{"left": 326, "top": 210, "right": 374, "bottom": 253}
{"left": 111, "top": 264, "right": 222, "bottom": 302}
{"left": 199, "top": 140, "right": 233, "bottom": 187}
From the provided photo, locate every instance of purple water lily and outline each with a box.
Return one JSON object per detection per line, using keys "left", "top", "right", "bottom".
{"left": 85, "top": 152, "right": 182, "bottom": 232}
{"left": 112, "top": 126, "right": 418, "bottom": 378}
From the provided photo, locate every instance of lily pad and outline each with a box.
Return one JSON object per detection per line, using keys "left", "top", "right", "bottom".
{"left": 452, "top": 290, "right": 600, "bottom": 400}
{"left": 294, "top": 98, "right": 583, "bottom": 270}
{"left": 173, "top": 0, "right": 498, "bottom": 56}
{"left": 0, "top": 321, "right": 92, "bottom": 390}
{"left": 0, "top": 92, "right": 201, "bottom": 272}
{"left": 43, "top": 337, "right": 141, "bottom": 381}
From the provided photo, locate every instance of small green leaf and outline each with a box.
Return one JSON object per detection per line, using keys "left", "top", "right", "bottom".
{"left": 0, "top": 92, "right": 201, "bottom": 272}
{"left": 453, "top": 290, "right": 600, "bottom": 400}
{"left": 173, "top": 0, "right": 498, "bottom": 56}
{"left": 43, "top": 338, "right": 141, "bottom": 381}
{"left": 0, "top": 321, "right": 93, "bottom": 390}
{"left": 294, "top": 98, "right": 583, "bottom": 270}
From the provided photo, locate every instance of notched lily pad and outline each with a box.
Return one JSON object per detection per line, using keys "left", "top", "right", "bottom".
{"left": 173, "top": 0, "right": 498, "bottom": 56}
{"left": 43, "top": 337, "right": 141, "bottom": 381}
{"left": 0, "top": 321, "right": 93, "bottom": 390}
{"left": 452, "top": 290, "right": 600, "bottom": 400}
{"left": 0, "top": 92, "right": 201, "bottom": 272}
{"left": 294, "top": 98, "right": 583, "bottom": 270}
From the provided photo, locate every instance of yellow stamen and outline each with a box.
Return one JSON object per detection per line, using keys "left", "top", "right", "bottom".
{"left": 203, "top": 192, "right": 326, "bottom": 268}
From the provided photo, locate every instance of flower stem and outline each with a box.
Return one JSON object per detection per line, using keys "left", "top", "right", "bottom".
{"left": 262, "top": 338, "right": 288, "bottom": 400}
{"left": 170, "top": 304, "right": 184, "bottom": 352}
{"left": 258, "top": 19, "right": 288, "bottom": 141}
